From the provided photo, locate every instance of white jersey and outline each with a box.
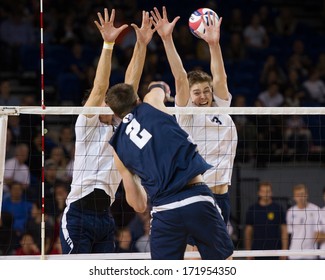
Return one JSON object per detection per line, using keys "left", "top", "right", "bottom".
{"left": 66, "top": 114, "right": 121, "bottom": 205}
{"left": 176, "top": 94, "right": 238, "bottom": 187}
{"left": 319, "top": 206, "right": 325, "bottom": 258}
{"left": 286, "top": 202, "right": 320, "bottom": 259}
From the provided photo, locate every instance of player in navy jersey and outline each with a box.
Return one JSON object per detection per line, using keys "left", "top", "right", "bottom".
{"left": 107, "top": 81, "right": 234, "bottom": 260}
{"left": 60, "top": 8, "right": 156, "bottom": 254}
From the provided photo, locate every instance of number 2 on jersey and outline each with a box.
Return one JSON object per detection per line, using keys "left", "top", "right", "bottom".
{"left": 125, "top": 118, "right": 152, "bottom": 149}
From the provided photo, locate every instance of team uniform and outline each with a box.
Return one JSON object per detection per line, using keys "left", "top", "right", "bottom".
{"left": 245, "top": 202, "right": 286, "bottom": 259}
{"left": 286, "top": 202, "right": 320, "bottom": 260}
{"left": 110, "top": 103, "right": 234, "bottom": 260}
{"left": 176, "top": 93, "right": 238, "bottom": 224}
{"left": 319, "top": 206, "right": 325, "bottom": 259}
{"left": 60, "top": 114, "right": 121, "bottom": 254}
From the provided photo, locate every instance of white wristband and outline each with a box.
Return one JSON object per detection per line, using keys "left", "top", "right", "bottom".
{"left": 103, "top": 41, "right": 114, "bottom": 50}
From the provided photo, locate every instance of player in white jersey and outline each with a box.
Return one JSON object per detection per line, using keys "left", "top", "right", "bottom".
{"left": 60, "top": 9, "right": 155, "bottom": 254}
{"left": 286, "top": 184, "right": 321, "bottom": 259}
{"left": 151, "top": 7, "right": 238, "bottom": 226}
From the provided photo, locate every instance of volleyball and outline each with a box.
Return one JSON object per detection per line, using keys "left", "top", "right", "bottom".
{"left": 188, "top": 8, "right": 219, "bottom": 38}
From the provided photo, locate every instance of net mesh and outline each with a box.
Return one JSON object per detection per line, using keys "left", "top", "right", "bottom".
{"left": 1, "top": 106, "right": 325, "bottom": 259}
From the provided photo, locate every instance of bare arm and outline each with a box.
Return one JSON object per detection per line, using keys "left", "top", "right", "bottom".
{"left": 197, "top": 15, "right": 229, "bottom": 101}
{"left": 315, "top": 231, "right": 325, "bottom": 243}
{"left": 151, "top": 6, "right": 189, "bottom": 107}
{"left": 84, "top": 9, "right": 128, "bottom": 113}
{"left": 280, "top": 224, "right": 289, "bottom": 260}
{"left": 113, "top": 152, "right": 148, "bottom": 213}
{"left": 125, "top": 11, "right": 156, "bottom": 94}
{"left": 244, "top": 225, "right": 254, "bottom": 260}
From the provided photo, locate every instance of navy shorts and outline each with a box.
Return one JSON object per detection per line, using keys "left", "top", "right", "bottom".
{"left": 60, "top": 201, "right": 115, "bottom": 254}
{"left": 150, "top": 184, "right": 234, "bottom": 260}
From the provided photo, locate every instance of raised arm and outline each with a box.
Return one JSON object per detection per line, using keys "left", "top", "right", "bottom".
{"left": 124, "top": 11, "right": 156, "bottom": 94}
{"left": 197, "top": 15, "right": 230, "bottom": 101}
{"left": 151, "top": 6, "right": 189, "bottom": 107}
{"left": 113, "top": 151, "right": 148, "bottom": 213}
{"left": 84, "top": 8, "right": 128, "bottom": 110}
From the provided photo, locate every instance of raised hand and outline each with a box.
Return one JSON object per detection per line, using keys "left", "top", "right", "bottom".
{"left": 131, "top": 11, "right": 156, "bottom": 46}
{"left": 94, "top": 8, "right": 128, "bottom": 43}
{"left": 196, "top": 14, "right": 222, "bottom": 46}
{"left": 150, "top": 6, "right": 180, "bottom": 40}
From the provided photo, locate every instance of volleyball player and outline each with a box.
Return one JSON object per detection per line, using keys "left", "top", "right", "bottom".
{"left": 286, "top": 184, "right": 320, "bottom": 260}
{"left": 60, "top": 9, "right": 155, "bottom": 254}
{"left": 106, "top": 81, "right": 234, "bottom": 260}
{"left": 151, "top": 7, "right": 238, "bottom": 226}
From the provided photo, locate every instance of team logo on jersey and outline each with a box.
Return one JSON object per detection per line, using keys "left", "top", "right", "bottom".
{"left": 211, "top": 116, "right": 222, "bottom": 125}
{"left": 123, "top": 113, "right": 134, "bottom": 123}
{"left": 267, "top": 212, "right": 275, "bottom": 221}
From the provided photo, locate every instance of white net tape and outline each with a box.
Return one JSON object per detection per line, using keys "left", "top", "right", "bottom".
{"left": 1, "top": 106, "right": 325, "bottom": 116}
{"left": 0, "top": 249, "right": 324, "bottom": 260}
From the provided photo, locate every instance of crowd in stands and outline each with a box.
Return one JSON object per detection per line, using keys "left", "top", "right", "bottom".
{"left": 1, "top": 0, "right": 325, "bottom": 256}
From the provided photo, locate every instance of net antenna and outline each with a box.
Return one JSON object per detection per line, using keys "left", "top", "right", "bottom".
{"left": 39, "top": 0, "right": 46, "bottom": 260}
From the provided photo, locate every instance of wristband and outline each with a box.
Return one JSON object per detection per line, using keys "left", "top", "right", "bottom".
{"left": 148, "top": 83, "right": 166, "bottom": 93}
{"left": 103, "top": 41, "right": 114, "bottom": 50}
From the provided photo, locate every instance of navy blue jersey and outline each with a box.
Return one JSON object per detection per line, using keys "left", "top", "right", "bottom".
{"left": 245, "top": 202, "right": 286, "bottom": 250}
{"left": 110, "top": 103, "right": 212, "bottom": 205}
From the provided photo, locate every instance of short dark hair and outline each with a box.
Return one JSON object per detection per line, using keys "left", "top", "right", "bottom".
{"left": 258, "top": 181, "right": 272, "bottom": 191}
{"left": 106, "top": 83, "right": 138, "bottom": 119}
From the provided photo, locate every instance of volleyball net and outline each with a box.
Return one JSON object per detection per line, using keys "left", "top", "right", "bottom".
{"left": 1, "top": 105, "right": 325, "bottom": 260}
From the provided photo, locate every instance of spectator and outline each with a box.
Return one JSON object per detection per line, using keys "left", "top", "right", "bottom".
{"left": 115, "top": 227, "right": 137, "bottom": 253}
{"left": 302, "top": 69, "right": 325, "bottom": 105}
{"left": 283, "top": 86, "right": 303, "bottom": 107}
{"left": 287, "top": 69, "right": 303, "bottom": 93}
{"left": 4, "top": 143, "right": 30, "bottom": 196}
{"left": 47, "top": 146, "right": 69, "bottom": 183}
{"left": 257, "top": 82, "right": 284, "bottom": 107}
{"left": 259, "top": 55, "right": 286, "bottom": 89}
{"left": 284, "top": 115, "right": 312, "bottom": 159}
{"left": 258, "top": 5, "right": 275, "bottom": 35}
{"left": 0, "top": 7, "right": 36, "bottom": 70}
{"left": 274, "top": 6, "right": 298, "bottom": 37}
{"left": 286, "top": 184, "right": 320, "bottom": 260}
{"left": 0, "top": 79, "right": 20, "bottom": 106}
{"left": 244, "top": 182, "right": 288, "bottom": 260}
{"left": 243, "top": 13, "right": 269, "bottom": 50}
{"left": 226, "top": 8, "right": 244, "bottom": 34}
{"left": 14, "top": 232, "right": 40, "bottom": 256}
{"left": 286, "top": 39, "right": 312, "bottom": 79}
{"left": 58, "top": 126, "right": 75, "bottom": 158}
{"left": 224, "top": 32, "right": 246, "bottom": 63}
{"left": 27, "top": 202, "right": 55, "bottom": 254}
{"left": 1, "top": 182, "right": 34, "bottom": 248}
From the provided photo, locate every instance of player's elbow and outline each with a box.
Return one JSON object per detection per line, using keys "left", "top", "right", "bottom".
{"left": 134, "top": 202, "right": 147, "bottom": 213}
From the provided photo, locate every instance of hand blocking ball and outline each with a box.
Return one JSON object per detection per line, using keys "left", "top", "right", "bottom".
{"left": 189, "top": 8, "right": 219, "bottom": 38}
